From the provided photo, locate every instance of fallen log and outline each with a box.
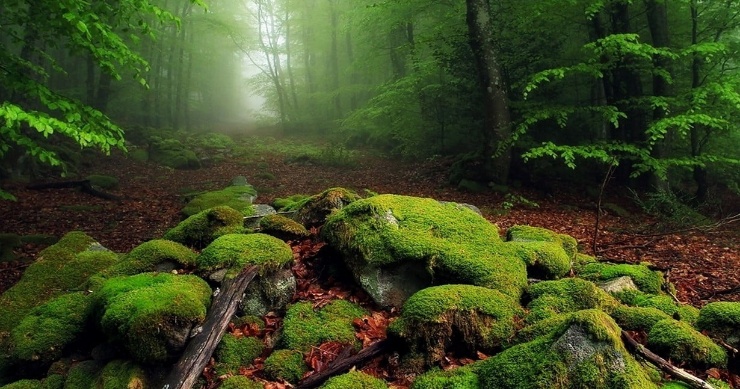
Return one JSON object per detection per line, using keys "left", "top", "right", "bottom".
{"left": 161, "top": 265, "right": 259, "bottom": 389}
{"left": 295, "top": 338, "right": 393, "bottom": 389}
{"left": 621, "top": 330, "right": 716, "bottom": 389}
{"left": 27, "top": 179, "right": 121, "bottom": 201}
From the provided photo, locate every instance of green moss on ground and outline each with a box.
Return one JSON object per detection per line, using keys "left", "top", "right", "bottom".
{"left": 219, "top": 375, "right": 263, "bottom": 389}
{"left": 163, "top": 206, "right": 245, "bottom": 249}
{"left": 182, "top": 186, "right": 257, "bottom": 216}
{"left": 215, "top": 334, "right": 264, "bottom": 374}
{"left": 96, "top": 273, "right": 212, "bottom": 363}
{"left": 60, "top": 250, "right": 120, "bottom": 291}
{"left": 610, "top": 305, "right": 672, "bottom": 331}
{"left": 10, "top": 292, "right": 93, "bottom": 363}
{"left": 263, "top": 349, "right": 307, "bottom": 383}
{"left": 259, "top": 214, "right": 309, "bottom": 238}
{"left": 281, "top": 299, "right": 367, "bottom": 352}
{"left": 86, "top": 175, "right": 118, "bottom": 190}
{"left": 579, "top": 262, "right": 664, "bottom": 294}
{"left": 272, "top": 194, "right": 311, "bottom": 212}
{"left": 410, "top": 365, "right": 480, "bottom": 389}
{"left": 197, "top": 233, "right": 293, "bottom": 277}
{"left": 320, "top": 371, "right": 388, "bottom": 388}
{"left": 323, "top": 194, "right": 527, "bottom": 299}
{"left": 390, "top": 285, "right": 522, "bottom": 364}
{"left": 148, "top": 137, "right": 200, "bottom": 170}
{"left": 506, "top": 225, "right": 578, "bottom": 259}
{"left": 525, "top": 278, "right": 619, "bottom": 324}
{"left": 696, "top": 302, "right": 740, "bottom": 347}
{"left": 96, "top": 359, "right": 149, "bottom": 388}
{"left": 41, "top": 375, "right": 64, "bottom": 389}
{"left": 647, "top": 319, "right": 727, "bottom": 368}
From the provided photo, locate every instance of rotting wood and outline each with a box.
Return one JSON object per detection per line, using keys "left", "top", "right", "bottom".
{"left": 621, "top": 330, "right": 716, "bottom": 389}
{"left": 27, "top": 179, "right": 121, "bottom": 201}
{"left": 161, "top": 265, "right": 259, "bottom": 389}
{"left": 295, "top": 338, "right": 393, "bottom": 389}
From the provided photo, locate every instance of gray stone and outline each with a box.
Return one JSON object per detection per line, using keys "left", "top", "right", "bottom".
{"left": 598, "top": 276, "right": 638, "bottom": 294}
{"left": 551, "top": 324, "right": 625, "bottom": 373}
{"left": 241, "top": 268, "right": 296, "bottom": 316}
{"left": 244, "top": 204, "right": 278, "bottom": 229}
{"left": 231, "top": 176, "right": 249, "bottom": 186}
{"left": 356, "top": 262, "right": 431, "bottom": 308}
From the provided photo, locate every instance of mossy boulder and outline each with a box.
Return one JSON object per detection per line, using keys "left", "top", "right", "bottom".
{"left": 294, "top": 187, "right": 361, "bottom": 226}
{"left": 647, "top": 319, "right": 727, "bottom": 368}
{"left": 182, "top": 185, "right": 257, "bottom": 217}
{"left": 163, "top": 206, "right": 244, "bottom": 249}
{"left": 610, "top": 305, "right": 672, "bottom": 332}
{"left": 63, "top": 360, "right": 103, "bottom": 389}
{"left": 272, "top": 194, "right": 311, "bottom": 212}
{"left": 390, "top": 285, "right": 522, "bottom": 365}
{"left": 240, "top": 268, "right": 296, "bottom": 316}
{"left": 280, "top": 300, "right": 366, "bottom": 352}
{"left": 219, "top": 375, "right": 263, "bottom": 389}
{"left": 507, "top": 241, "right": 571, "bottom": 280}
{"left": 696, "top": 302, "right": 740, "bottom": 348}
{"left": 410, "top": 365, "right": 480, "bottom": 389}
{"left": 525, "top": 278, "right": 619, "bottom": 324}
{"left": 197, "top": 233, "right": 293, "bottom": 276}
{"left": 95, "top": 273, "right": 212, "bottom": 363}
{"left": 149, "top": 137, "right": 200, "bottom": 170}
{"left": 0, "top": 380, "right": 42, "bottom": 389}
{"left": 215, "top": 334, "right": 263, "bottom": 374}
{"left": 263, "top": 349, "right": 307, "bottom": 383}
{"left": 613, "top": 290, "right": 699, "bottom": 323}
{"left": 95, "top": 359, "right": 149, "bottom": 388}
{"left": 579, "top": 262, "right": 664, "bottom": 294}
{"left": 506, "top": 225, "right": 578, "bottom": 259}
{"left": 259, "top": 214, "right": 310, "bottom": 239}
{"left": 320, "top": 371, "right": 388, "bottom": 388}
{"left": 479, "top": 309, "right": 658, "bottom": 389}
{"left": 323, "top": 194, "right": 528, "bottom": 307}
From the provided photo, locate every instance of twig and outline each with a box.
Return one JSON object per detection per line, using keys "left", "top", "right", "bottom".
{"left": 295, "top": 339, "right": 393, "bottom": 389}
{"left": 593, "top": 161, "right": 617, "bottom": 255}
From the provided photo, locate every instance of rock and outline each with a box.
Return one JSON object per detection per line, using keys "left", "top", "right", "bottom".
{"left": 648, "top": 318, "right": 727, "bottom": 368}
{"left": 293, "top": 187, "right": 361, "bottom": 226}
{"left": 241, "top": 268, "right": 296, "bottom": 316}
{"left": 696, "top": 302, "right": 740, "bottom": 349}
{"left": 257, "top": 213, "right": 308, "bottom": 239}
{"left": 580, "top": 262, "right": 664, "bottom": 294}
{"left": 231, "top": 176, "right": 249, "bottom": 186}
{"left": 244, "top": 204, "right": 278, "bottom": 229}
{"left": 163, "top": 206, "right": 245, "bottom": 249}
{"left": 598, "top": 276, "right": 639, "bottom": 294}
{"left": 181, "top": 186, "right": 257, "bottom": 216}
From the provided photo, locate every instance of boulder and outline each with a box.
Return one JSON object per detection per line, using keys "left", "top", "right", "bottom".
{"left": 598, "top": 276, "right": 639, "bottom": 294}
{"left": 181, "top": 185, "right": 257, "bottom": 217}
{"left": 293, "top": 187, "right": 361, "bottom": 226}
{"left": 240, "top": 268, "right": 296, "bottom": 316}
{"left": 696, "top": 301, "right": 740, "bottom": 349}
{"left": 163, "top": 206, "right": 244, "bottom": 249}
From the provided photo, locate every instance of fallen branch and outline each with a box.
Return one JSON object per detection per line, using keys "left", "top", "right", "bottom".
{"left": 621, "top": 330, "right": 716, "bottom": 389}
{"left": 701, "top": 284, "right": 740, "bottom": 299}
{"left": 161, "top": 265, "right": 259, "bottom": 389}
{"left": 295, "top": 338, "right": 393, "bottom": 389}
{"left": 27, "top": 180, "right": 121, "bottom": 201}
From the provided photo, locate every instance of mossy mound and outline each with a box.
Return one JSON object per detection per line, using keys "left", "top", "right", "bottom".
{"left": 272, "top": 194, "right": 311, "bottom": 212}
{"left": 323, "top": 194, "right": 527, "bottom": 303}
{"left": 579, "top": 262, "right": 664, "bottom": 294}
{"left": 613, "top": 290, "right": 699, "bottom": 323}
{"left": 10, "top": 292, "right": 93, "bottom": 364}
{"left": 219, "top": 375, "right": 263, "bottom": 389}
{"left": 410, "top": 365, "right": 480, "bottom": 389}
{"left": 63, "top": 360, "right": 103, "bottom": 389}
{"left": 59, "top": 250, "right": 120, "bottom": 291}
{"left": 506, "top": 225, "right": 578, "bottom": 259}
{"left": 163, "top": 206, "right": 245, "bottom": 249}
{"left": 149, "top": 137, "right": 200, "bottom": 170}
{"left": 281, "top": 300, "right": 367, "bottom": 352}
{"left": 95, "top": 273, "right": 212, "bottom": 363}
{"left": 479, "top": 309, "right": 658, "bottom": 389}
{"left": 696, "top": 301, "right": 740, "bottom": 348}
{"left": 647, "top": 319, "right": 727, "bottom": 368}
{"left": 320, "top": 370, "right": 388, "bottom": 388}
{"left": 215, "top": 334, "right": 263, "bottom": 374}
{"left": 263, "top": 349, "right": 307, "bottom": 383}
{"left": 294, "top": 187, "right": 361, "bottom": 226}
{"left": 390, "top": 285, "right": 522, "bottom": 364}
{"left": 610, "top": 305, "right": 672, "bottom": 331}
{"left": 525, "top": 278, "right": 619, "bottom": 324}
{"left": 85, "top": 175, "right": 118, "bottom": 190}
{"left": 95, "top": 359, "right": 149, "bottom": 388}
{"left": 197, "top": 233, "right": 293, "bottom": 277}
{"left": 506, "top": 241, "right": 571, "bottom": 280}
{"left": 0, "top": 380, "right": 42, "bottom": 389}
{"left": 182, "top": 185, "right": 257, "bottom": 217}
{"left": 259, "top": 214, "right": 310, "bottom": 239}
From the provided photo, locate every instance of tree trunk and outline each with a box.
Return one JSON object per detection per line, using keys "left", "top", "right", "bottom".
{"left": 645, "top": 0, "right": 671, "bottom": 191}
{"left": 465, "top": 0, "right": 512, "bottom": 184}
{"left": 690, "top": 0, "right": 708, "bottom": 203}
{"left": 329, "top": 0, "right": 341, "bottom": 119}
{"left": 285, "top": 2, "right": 300, "bottom": 114}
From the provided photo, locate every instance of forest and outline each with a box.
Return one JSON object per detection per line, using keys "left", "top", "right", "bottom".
{"left": 0, "top": 0, "right": 739, "bottom": 388}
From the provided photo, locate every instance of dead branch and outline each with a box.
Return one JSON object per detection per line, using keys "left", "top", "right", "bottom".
{"left": 295, "top": 339, "right": 393, "bottom": 389}
{"left": 621, "top": 330, "right": 716, "bottom": 389}
{"left": 27, "top": 179, "right": 121, "bottom": 201}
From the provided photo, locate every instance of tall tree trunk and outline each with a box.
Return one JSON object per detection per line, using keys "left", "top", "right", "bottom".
{"left": 285, "top": 2, "right": 299, "bottom": 113}
{"left": 93, "top": 72, "right": 112, "bottom": 112}
{"left": 465, "top": 0, "right": 512, "bottom": 184}
{"left": 645, "top": 0, "right": 671, "bottom": 191}
{"left": 389, "top": 23, "right": 407, "bottom": 80}
{"left": 174, "top": 3, "right": 193, "bottom": 131}
{"left": 690, "top": 0, "right": 708, "bottom": 203}
{"left": 329, "top": 0, "right": 341, "bottom": 119}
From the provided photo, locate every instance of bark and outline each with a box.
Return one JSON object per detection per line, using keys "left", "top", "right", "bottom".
{"left": 465, "top": 0, "right": 512, "bottom": 184}
{"left": 645, "top": 0, "right": 671, "bottom": 191}
{"left": 690, "top": 0, "right": 708, "bottom": 203}
{"left": 295, "top": 339, "right": 393, "bottom": 389}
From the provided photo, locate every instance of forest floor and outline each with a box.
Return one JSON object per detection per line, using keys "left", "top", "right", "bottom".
{"left": 0, "top": 134, "right": 738, "bottom": 387}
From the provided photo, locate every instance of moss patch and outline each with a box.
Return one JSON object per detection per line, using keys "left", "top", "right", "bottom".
{"left": 506, "top": 225, "right": 578, "bottom": 259}
{"left": 197, "top": 233, "right": 293, "bottom": 277}
{"left": 96, "top": 273, "right": 212, "bottom": 363}
{"left": 696, "top": 302, "right": 740, "bottom": 347}
{"left": 0, "top": 380, "right": 42, "bottom": 389}
{"left": 647, "top": 319, "right": 727, "bottom": 368}
{"left": 215, "top": 334, "right": 263, "bottom": 374}
{"left": 259, "top": 214, "right": 309, "bottom": 238}
{"left": 613, "top": 290, "right": 697, "bottom": 323}
{"left": 97, "top": 359, "right": 149, "bottom": 388}
{"left": 321, "top": 371, "right": 388, "bottom": 388}
{"left": 610, "top": 305, "right": 672, "bottom": 332}
{"left": 294, "top": 187, "right": 361, "bottom": 226}
{"left": 263, "top": 349, "right": 307, "bottom": 383}
{"left": 410, "top": 365, "right": 480, "bottom": 389}
{"left": 579, "top": 262, "right": 664, "bottom": 294}
{"left": 86, "top": 175, "right": 118, "bottom": 190}
{"left": 163, "top": 206, "right": 245, "bottom": 249}
{"left": 525, "top": 278, "right": 619, "bottom": 324}
{"left": 148, "top": 137, "right": 200, "bottom": 170}
{"left": 182, "top": 186, "right": 257, "bottom": 217}
{"left": 507, "top": 241, "right": 571, "bottom": 280}
{"left": 63, "top": 360, "right": 103, "bottom": 389}
{"left": 281, "top": 300, "right": 366, "bottom": 352}
{"left": 219, "top": 375, "right": 263, "bottom": 389}
{"left": 272, "top": 194, "right": 311, "bottom": 212}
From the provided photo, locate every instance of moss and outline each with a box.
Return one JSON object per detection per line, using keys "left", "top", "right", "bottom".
{"left": 163, "top": 206, "right": 245, "bottom": 249}
{"left": 676, "top": 305, "right": 700, "bottom": 325}
{"left": 294, "top": 187, "right": 361, "bottom": 226}
{"left": 612, "top": 290, "right": 695, "bottom": 322}
{"left": 410, "top": 365, "right": 480, "bottom": 389}
{"left": 573, "top": 253, "right": 598, "bottom": 273}
{"left": 479, "top": 310, "right": 658, "bottom": 389}
{"left": 197, "top": 233, "right": 293, "bottom": 277}
{"left": 64, "top": 360, "right": 103, "bottom": 389}
{"left": 263, "top": 349, "right": 307, "bottom": 383}
{"left": 281, "top": 300, "right": 366, "bottom": 352}
{"left": 10, "top": 292, "right": 93, "bottom": 363}
{"left": 647, "top": 319, "right": 727, "bottom": 368}
{"left": 579, "top": 262, "right": 664, "bottom": 294}
{"left": 525, "top": 278, "right": 619, "bottom": 324}
{"left": 507, "top": 241, "right": 571, "bottom": 280}
{"left": 323, "top": 194, "right": 527, "bottom": 299}
{"left": 182, "top": 186, "right": 257, "bottom": 217}
{"left": 128, "top": 148, "right": 149, "bottom": 163}
{"left": 41, "top": 375, "right": 64, "bottom": 389}
{"left": 96, "top": 360, "right": 148, "bottom": 388}
{"left": 696, "top": 302, "right": 740, "bottom": 346}
{"left": 149, "top": 137, "right": 200, "bottom": 170}
{"left": 219, "top": 375, "right": 263, "bottom": 389}
{"left": 259, "top": 214, "right": 309, "bottom": 238}
{"left": 391, "top": 285, "right": 521, "bottom": 364}
{"left": 91, "top": 240, "right": 196, "bottom": 287}
{"left": 610, "top": 305, "right": 672, "bottom": 331}
{"left": 232, "top": 315, "right": 265, "bottom": 330}
{"left": 272, "top": 194, "right": 311, "bottom": 212}
{"left": 96, "top": 273, "right": 212, "bottom": 363}
{"left": 0, "top": 380, "right": 42, "bottom": 389}
{"left": 321, "top": 371, "right": 388, "bottom": 388}
{"left": 215, "top": 334, "right": 264, "bottom": 374}
{"left": 86, "top": 175, "right": 118, "bottom": 190}
{"left": 660, "top": 382, "right": 691, "bottom": 389}
{"left": 506, "top": 225, "right": 578, "bottom": 259}
{"left": 60, "top": 250, "right": 120, "bottom": 291}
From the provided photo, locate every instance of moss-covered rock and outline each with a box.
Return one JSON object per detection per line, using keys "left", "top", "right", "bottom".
{"left": 149, "top": 137, "right": 200, "bottom": 170}
{"left": 263, "top": 349, "right": 307, "bottom": 383}
{"left": 613, "top": 290, "right": 698, "bottom": 323}
{"left": 96, "top": 359, "right": 149, "bottom": 388}
{"left": 390, "top": 285, "right": 522, "bottom": 365}
{"left": 647, "top": 319, "right": 727, "bottom": 368}
{"left": 41, "top": 375, "right": 64, "bottom": 389}
{"left": 259, "top": 214, "right": 310, "bottom": 239}
{"left": 215, "top": 334, "right": 263, "bottom": 374}
{"left": 281, "top": 300, "right": 366, "bottom": 352}
{"left": 63, "top": 360, "right": 103, "bottom": 389}
{"left": 272, "top": 194, "right": 311, "bottom": 212}
{"left": 410, "top": 365, "right": 480, "bottom": 389}
{"left": 59, "top": 251, "right": 120, "bottom": 291}
{"left": 579, "top": 262, "right": 664, "bottom": 294}
{"left": 323, "top": 194, "right": 528, "bottom": 306}
{"left": 219, "top": 375, "right": 263, "bottom": 389}
{"left": 0, "top": 380, "right": 42, "bottom": 389}
{"left": 240, "top": 268, "right": 296, "bottom": 316}
{"left": 197, "top": 233, "right": 293, "bottom": 276}
{"left": 525, "top": 278, "right": 619, "bottom": 324}
{"left": 507, "top": 241, "right": 571, "bottom": 280}
{"left": 696, "top": 302, "right": 740, "bottom": 348}
{"left": 479, "top": 310, "right": 658, "bottom": 389}
{"left": 294, "top": 187, "right": 361, "bottom": 226}
{"left": 610, "top": 305, "right": 672, "bottom": 332}
{"left": 163, "top": 206, "right": 244, "bottom": 249}
{"left": 95, "top": 273, "right": 212, "bottom": 363}
{"left": 182, "top": 186, "right": 257, "bottom": 217}
{"left": 506, "top": 225, "right": 578, "bottom": 259}
{"left": 320, "top": 371, "right": 388, "bottom": 388}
